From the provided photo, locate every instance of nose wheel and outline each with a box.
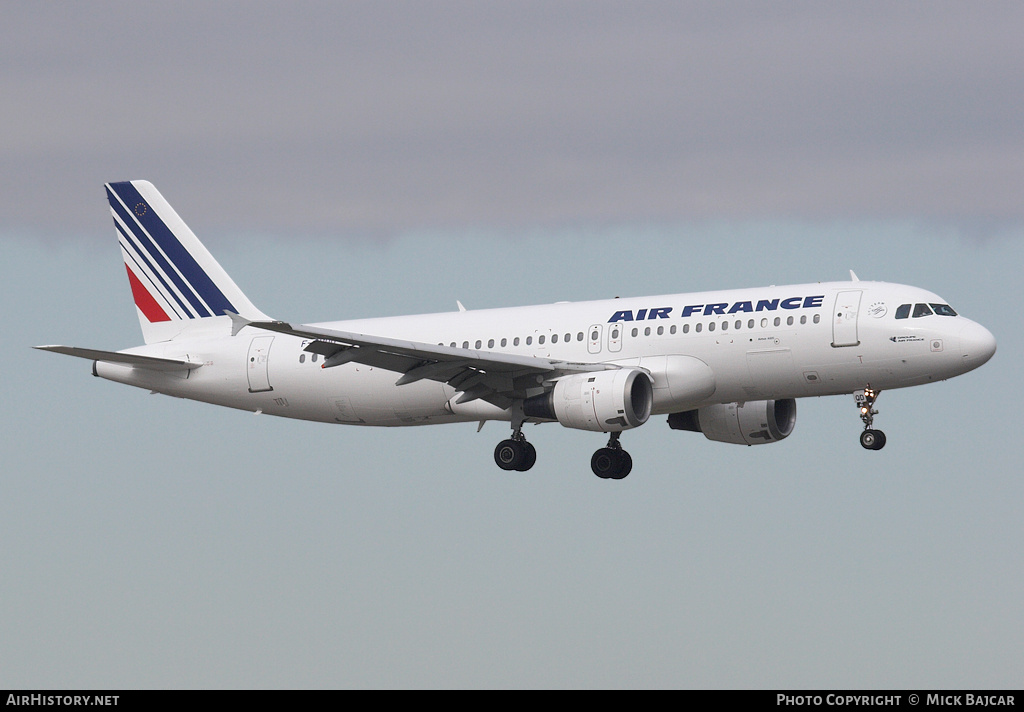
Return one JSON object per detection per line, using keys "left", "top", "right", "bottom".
{"left": 591, "top": 433, "right": 633, "bottom": 479}
{"left": 855, "top": 386, "right": 886, "bottom": 450}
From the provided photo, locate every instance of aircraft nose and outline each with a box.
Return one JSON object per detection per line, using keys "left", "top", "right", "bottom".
{"left": 958, "top": 320, "right": 997, "bottom": 370}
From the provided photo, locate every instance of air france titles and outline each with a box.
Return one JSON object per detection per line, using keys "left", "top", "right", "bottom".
{"left": 607, "top": 295, "right": 825, "bottom": 323}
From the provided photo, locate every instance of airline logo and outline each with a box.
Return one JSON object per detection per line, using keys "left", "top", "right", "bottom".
{"left": 608, "top": 295, "right": 825, "bottom": 322}
{"left": 106, "top": 182, "right": 238, "bottom": 323}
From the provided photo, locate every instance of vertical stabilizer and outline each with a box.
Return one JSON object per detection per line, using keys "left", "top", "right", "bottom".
{"left": 105, "top": 180, "right": 270, "bottom": 343}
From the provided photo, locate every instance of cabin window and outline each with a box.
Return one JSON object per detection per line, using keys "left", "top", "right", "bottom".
{"left": 761, "top": 318, "right": 768, "bottom": 328}
{"left": 311, "top": 354, "right": 318, "bottom": 362}
{"left": 644, "top": 327, "right": 651, "bottom": 336}
{"left": 299, "top": 354, "right": 305, "bottom": 363}
{"left": 695, "top": 323, "right": 702, "bottom": 333}
{"left": 721, "top": 321, "right": 728, "bottom": 331}
{"left": 462, "top": 341, "right": 469, "bottom": 349}
{"left": 670, "top": 325, "right": 677, "bottom": 334}
{"left": 565, "top": 333, "right": 571, "bottom": 342}
{"left": 514, "top": 337, "right": 520, "bottom": 346}
{"left": 735, "top": 320, "right": 742, "bottom": 330}
{"left": 657, "top": 326, "right": 664, "bottom": 335}
{"left": 475, "top": 340, "right": 482, "bottom": 349}
{"left": 500, "top": 338, "right": 507, "bottom": 347}
{"left": 813, "top": 314, "right": 821, "bottom": 324}
{"left": 800, "top": 315, "right": 807, "bottom": 325}
{"left": 577, "top": 332, "right": 584, "bottom": 341}
{"left": 526, "top": 336, "right": 532, "bottom": 345}
{"left": 551, "top": 334, "right": 558, "bottom": 344}
{"left": 631, "top": 328, "right": 638, "bottom": 337}
{"left": 708, "top": 322, "right": 715, "bottom": 332}
{"left": 682, "top": 324, "right": 689, "bottom": 334}
{"left": 747, "top": 319, "right": 754, "bottom": 329}
{"left": 774, "top": 317, "right": 781, "bottom": 327}
{"left": 539, "top": 335, "right": 545, "bottom": 345}
{"left": 488, "top": 339, "right": 494, "bottom": 348}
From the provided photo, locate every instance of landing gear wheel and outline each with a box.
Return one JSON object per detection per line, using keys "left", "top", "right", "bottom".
{"left": 591, "top": 448, "right": 618, "bottom": 478}
{"left": 591, "top": 447, "right": 632, "bottom": 479}
{"left": 859, "top": 429, "right": 886, "bottom": 451}
{"left": 494, "top": 438, "right": 536, "bottom": 471}
{"left": 495, "top": 439, "right": 524, "bottom": 471}
{"left": 517, "top": 441, "right": 537, "bottom": 471}
{"left": 608, "top": 450, "right": 632, "bottom": 479}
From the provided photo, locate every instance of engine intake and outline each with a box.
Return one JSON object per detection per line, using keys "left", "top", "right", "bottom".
{"left": 668, "top": 399, "right": 796, "bottom": 445}
{"left": 524, "top": 368, "right": 653, "bottom": 432}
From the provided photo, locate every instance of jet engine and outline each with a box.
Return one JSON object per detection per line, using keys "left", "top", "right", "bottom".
{"left": 667, "top": 399, "right": 796, "bottom": 445}
{"left": 524, "top": 368, "right": 653, "bottom": 432}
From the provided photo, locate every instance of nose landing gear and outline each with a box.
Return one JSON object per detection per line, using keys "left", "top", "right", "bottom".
{"left": 855, "top": 386, "right": 886, "bottom": 450}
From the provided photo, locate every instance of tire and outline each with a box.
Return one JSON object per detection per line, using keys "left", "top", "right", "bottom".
{"left": 516, "top": 442, "right": 537, "bottom": 471}
{"left": 608, "top": 450, "right": 632, "bottom": 479}
{"left": 860, "top": 429, "right": 886, "bottom": 450}
{"left": 870, "top": 430, "right": 886, "bottom": 450}
{"left": 495, "top": 439, "right": 524, "bottom": 470}
{"left": 591, "top": 448, "right": 619, "bottom": 478}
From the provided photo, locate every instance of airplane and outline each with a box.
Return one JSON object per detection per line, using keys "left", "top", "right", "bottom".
{"left": 36, "top": 180, "right": 997, "bottom": 479}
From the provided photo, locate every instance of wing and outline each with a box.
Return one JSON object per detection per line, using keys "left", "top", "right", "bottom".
{"left": 34, "top": 345, "right": 202, "bottom": 371}
{"left": 246, "top": 319, "right": 619, "bottom": 409}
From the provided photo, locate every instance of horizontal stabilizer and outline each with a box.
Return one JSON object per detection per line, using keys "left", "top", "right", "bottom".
{"left": 34, "top": 345, "right": 202, "bottom": 371}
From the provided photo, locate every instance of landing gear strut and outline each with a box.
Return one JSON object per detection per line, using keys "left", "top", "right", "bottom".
{"left": 591, "top": 432, "right": 633, "bottom": 479}
{"left": 855, "top": 386, "right": 886, "bottom": 450}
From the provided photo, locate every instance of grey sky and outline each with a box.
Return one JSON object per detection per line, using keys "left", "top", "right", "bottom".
{"left": 2, "top": 2, "right": 1022, "bottom": 689}
{"left": 4, "top": 2, "right": 1024, "bottom": 235}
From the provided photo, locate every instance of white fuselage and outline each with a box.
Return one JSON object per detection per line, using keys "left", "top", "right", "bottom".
{"left": 95, "top": 280, "right": 994, "bottom": 427}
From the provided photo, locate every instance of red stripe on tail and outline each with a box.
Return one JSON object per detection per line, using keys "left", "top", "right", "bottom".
{"left": 125, "top": 265, "right": 171, "bottom": 323}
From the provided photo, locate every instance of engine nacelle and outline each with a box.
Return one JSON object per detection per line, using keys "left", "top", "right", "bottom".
{"left": 667, "top": 399, "right": 796, "bottom": 445}
{"left": 524, "top": 368, "right": 653, "bottom": 432}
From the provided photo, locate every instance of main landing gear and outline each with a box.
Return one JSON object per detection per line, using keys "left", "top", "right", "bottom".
{"left": 590, "top": 432, "right": 633, "bottom": 479}
{"left": 492, "top": 408, "right": 633, "bottom": 478}
{"left": 494, "top": 431, "right": 537, "bottom": 471}
{"left": 494, "top": 403, "right": 537, "bottom": 472}
{"left": 855, "top": 386, "right": 886, "bottom": 450}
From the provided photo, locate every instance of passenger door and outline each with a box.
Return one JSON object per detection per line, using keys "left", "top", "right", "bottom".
{"left": 832, "top": 291, "right": 862, "bottom": 347}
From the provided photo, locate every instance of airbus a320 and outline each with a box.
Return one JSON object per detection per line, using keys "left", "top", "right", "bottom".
{"left": 37, "top": 181, "right": 997, "bottom": 478}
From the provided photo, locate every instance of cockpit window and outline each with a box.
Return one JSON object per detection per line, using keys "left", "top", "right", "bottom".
{"left": 930, "top": 303, "right": 957, "bottom": 317}
{"left": 895, "top": 304, "right": 911, "bottom": 319}
{"left": 913, "top": 303, "right": 934, "bottom": 318}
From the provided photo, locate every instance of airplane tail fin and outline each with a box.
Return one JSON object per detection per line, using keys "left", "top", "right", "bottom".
{"left": 105, "top": 180, "right": 270, "bottom": 344}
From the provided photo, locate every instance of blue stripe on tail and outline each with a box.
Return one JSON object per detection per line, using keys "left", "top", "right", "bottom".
{"left": 115, "top": 218, "right": 190, "bottom": 319}
{"left": 106, "top": 182, "right": 238, "bottom": 319}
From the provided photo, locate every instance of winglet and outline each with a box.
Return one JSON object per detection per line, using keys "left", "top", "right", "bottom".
{"left": 457, "top": 300, "right": 467, "bottom": 312}
{"left": 849, "top": 270, "right": 860, "bottom": 282}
